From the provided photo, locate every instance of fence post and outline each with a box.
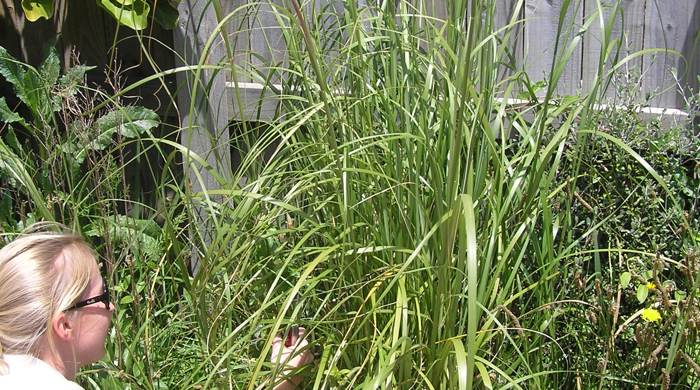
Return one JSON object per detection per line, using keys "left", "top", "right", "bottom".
{"left": 174, "top": 0, "right": 232, "bottom": 274}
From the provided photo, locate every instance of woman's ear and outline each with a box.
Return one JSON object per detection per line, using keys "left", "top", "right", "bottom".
{"left": 51, "top": 311, "right": 75, "bottom": 342}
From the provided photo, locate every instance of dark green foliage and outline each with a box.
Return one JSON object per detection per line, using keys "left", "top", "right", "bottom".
{"left": 557, "top": 108, "right": 700, "bottom": 388}
{"left": 0, "top": 45, "right": 161, "bottom": 227}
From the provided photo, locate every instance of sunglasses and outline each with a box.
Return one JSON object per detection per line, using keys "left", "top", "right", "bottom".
{"left": 65, "top": 279, "right": 111, "bottom": 311}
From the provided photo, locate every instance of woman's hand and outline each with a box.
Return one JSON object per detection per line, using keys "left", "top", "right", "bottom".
{"left": 270, "top": 326, "right": 314, "bottom": 390}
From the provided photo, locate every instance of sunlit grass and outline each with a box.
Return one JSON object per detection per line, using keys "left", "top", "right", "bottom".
{"left": 1, "top": 0, "right": 698, "bottom": 389}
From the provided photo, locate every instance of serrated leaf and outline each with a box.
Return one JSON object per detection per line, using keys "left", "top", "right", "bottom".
{"left": 93, "top": 106, "right": 159, "bottom": 149}
{"left": 58, "top": 65, "right": 95, "bottom": 97}
{"left": 21, "top": 0, "right": 53, "bottom": 21}
{"left": 620, "top": 272, "right": 631, "bottom": 288}
{"left": 0, "top": 97, "right": 25, "bottom": 126}
{"left": 0, "top": 47, "right": 51, "bottom": 119}
{"left": 0, "top": 46, "right": 26, "bottom": 94}
{"left": 636, "top": 284, "right": 649, "bottom": 304}
{"left": 39, "top": 47, "right": 61, "bottom": 112}
{"left": 85, "top": 215, "right": 162, "bottom": 262}
{"left": 39, "top": 47, "right": 60, "bottom": 87}
{"left": 98, "top": 0, "right": 150, "bottom": 31}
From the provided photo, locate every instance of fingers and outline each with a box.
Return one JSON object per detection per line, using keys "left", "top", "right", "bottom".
{"left": 270, "top": 326, "right": 313, "bottom": 368}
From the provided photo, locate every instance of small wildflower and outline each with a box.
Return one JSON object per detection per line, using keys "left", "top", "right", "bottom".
{"left": 642, "top": 307, "right": 662, "bottom": 323}
{"left": 646, "top": 282, "right": 656, "bottom": 290}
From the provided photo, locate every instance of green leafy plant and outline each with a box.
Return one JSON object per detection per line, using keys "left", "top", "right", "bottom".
{"left": 0, "top": 45, "right": 161, "bottom": 227}
{"left": 19, "top": 0, "right": 180, "bottom": 30}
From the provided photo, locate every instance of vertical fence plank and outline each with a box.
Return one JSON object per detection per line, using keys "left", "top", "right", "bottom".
{"left": 230, "top": 0, "right": 287, "bottom": 121}
{"left": 225, "top": 0, "right": 252, "bottom": 85}
{"left": 616, "top": 0, "right": 646, "bottom": 98}
{"left": 581, "top": 0, "right": 645, "bottom": 101}
{"left": 642, "top": 0, "right": 696, "bottom": 108}
{"left": 175, "top": 0, "right": 232, "bottom": 273}
{"left": 495, "top": 0, "right": 525, "bottom": 93}
{"left": 681, "top": 1, "right": 699, "bottom": 109}
{"left": 250, "top": 1, "right": 286, "bottom": 85}
{"left": 422, "top": 0, "right": 448, "bottom": 22}
{"left": 524, "top": 0, "right": 584, "bottom": 97}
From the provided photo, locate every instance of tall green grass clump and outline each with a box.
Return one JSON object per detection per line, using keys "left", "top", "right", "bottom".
{"left": 158, "top": 0, "right": 698, "bottom": 388}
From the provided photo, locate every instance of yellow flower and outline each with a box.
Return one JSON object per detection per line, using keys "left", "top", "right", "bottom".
{"left": 641, "top": 308, "right": 661, "bottom": 323}
{"left": 646, "top": 282, "right": 656, "bottom": 290}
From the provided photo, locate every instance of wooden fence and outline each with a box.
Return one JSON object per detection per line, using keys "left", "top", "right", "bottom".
{"left": 175, "top": 0, "right": 700, "bottom": 122}
{"left": 172, "top": 1, "right": 698, "bottom": 233}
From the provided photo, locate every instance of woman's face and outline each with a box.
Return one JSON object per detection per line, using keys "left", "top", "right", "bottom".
{"left": 72, "top": 262, "right": 114, "bottom": 367}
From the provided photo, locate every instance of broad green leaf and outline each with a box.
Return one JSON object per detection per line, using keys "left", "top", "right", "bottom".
{"left": 675, "top": 290, "right": 687, "bottom": 301}
{"left": 21, "top": 0, "right": 53, "bottom": 21}
{"left": 98, "top": 0, "right": 150, "bottom": 31}
{"left": 153, "top": 3, "right": 179, "bottom": 29}
{"left": 636, "top": 284, "right": 649, "bottom": 304}
{"left": 619, "top": 272, "right": 631, "bottom": 288}
{"left": 20, "top": 70, "right": 46, "bottom": 118}
{"left": 0, "top": 97, "right": 25, "bottom": 126}
{"left": 58, "top": 65, "right": 95, "bottom": 98}
{"left": 0, "top": 46, "right": 52, "bottom": 119}
{"left": 39, "top": 47, "right": 61, "bottom": 112}
{"left": 0, "top": 46, "right": 26, "bottom": 93}
{"left": 85, "top": 215, "right": 162, "bottom": 262}
{"left": 0, "top": 138, "right": 53, "bottom": 221}
{"left": 39, "top": 47, "right": 60, "bottom": 87}
{"left": 92, "top": 106, "right": 159, "bottom": 150}
{"left": 2, "top": 128, "right": 25, "bottom": 157}
{"left": 119, "top": 295, "right": 135, "bottom": 305}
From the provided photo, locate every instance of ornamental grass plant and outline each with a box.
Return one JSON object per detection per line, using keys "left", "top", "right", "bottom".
{"left": 0, "top": 0, "right": 698, "bottom": 389}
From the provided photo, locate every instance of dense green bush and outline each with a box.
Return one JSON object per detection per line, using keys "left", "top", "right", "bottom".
{"left": 555, "top": 107, "right": 700, "bottom": 387}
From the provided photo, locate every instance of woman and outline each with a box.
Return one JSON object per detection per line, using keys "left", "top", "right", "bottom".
{"left": 0, "top": 225, "right": 312, "bottom": 389}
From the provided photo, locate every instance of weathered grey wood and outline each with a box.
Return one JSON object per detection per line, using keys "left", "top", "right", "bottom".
{"left": 495, "top": 0, "right": 525, "bottom": 91}
{"left": 524, "top": 0, "right": 584, "bottom": 97}
{"left": 422, "top": 0, "right": 448, "bottom": 23}
{"left": 175, "top": 0, "right": 232, "bottom": 273}
{"left": 615, "top": 0, "right": 645, "bottom": 98}
{"left": 581, "top": 0, "right": 645, "bottom": 100}
{"left": 224, "top": 0, "right": 252, "bottom": 85}
{"left": 226, "top": 0, "right": 287, "bottom": 122}
{"left": 680, "top": 1, "right": 699, "bottom": 109}
{"left": 249, "top": 1, "right": 285, "bottom": 84}
{"left": 219, "top": 0, "right": 697, "bottom": 120}
{"left": 642, "top": 0, "right": 696, "bottom": 108}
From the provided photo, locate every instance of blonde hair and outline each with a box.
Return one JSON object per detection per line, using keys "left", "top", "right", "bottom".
{"left": 0, "top": 223, "right": 97, "bottom": 375}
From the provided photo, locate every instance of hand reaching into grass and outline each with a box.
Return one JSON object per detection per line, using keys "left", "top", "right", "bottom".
{"left": 270, "top": 326, "right": 314, "bottom": 390}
